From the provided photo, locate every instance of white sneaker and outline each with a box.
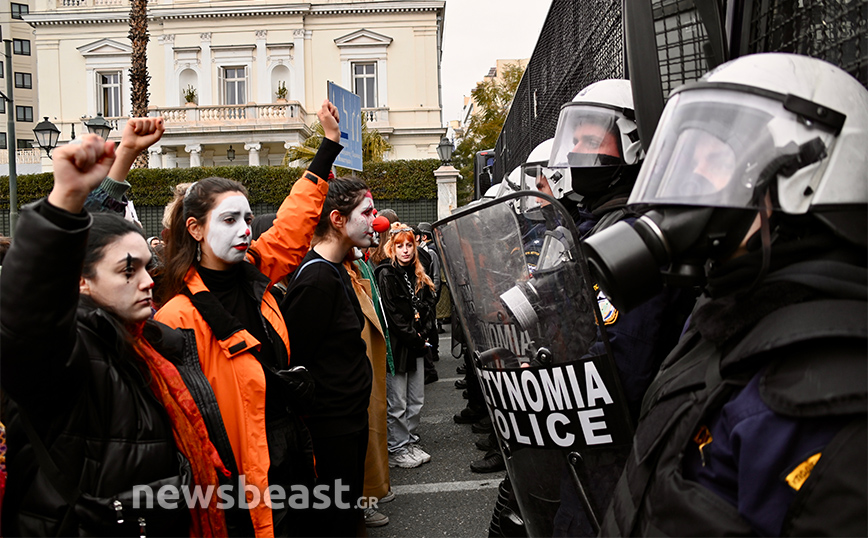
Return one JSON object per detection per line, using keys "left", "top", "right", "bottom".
{"left": 408, "top": 444, "right": 432, "bottom": 464}
{"left": 388, "top": 449, "right": 422, "bottom": 468}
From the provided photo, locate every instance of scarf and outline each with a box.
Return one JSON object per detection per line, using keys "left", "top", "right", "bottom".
{"left": 130, "top": 324, "right": 229, "bottom": 537}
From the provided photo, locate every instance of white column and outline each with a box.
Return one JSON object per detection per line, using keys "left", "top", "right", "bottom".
{"left": 148, "top": 146, "right": 163, "bottom": 169}
{"left": 245, "top": 142, "right": 261, "bottom": 166}
{"left": 86, "top": 68, "right": 96, "bottom": 117}
{"left": 160, "top": 34, "right": 175, "bottom": 106}
{"left": 200, "top": 33, "right": 212, "bottom": 105}
{"left": 164, "top": 149, "right": 178, "bottom": 168}
{"left": 186, "top": 144, "right": 202, "bottom": 167}
{"left": 434, "top": 165, "right": 460, "bottom": 220}
{"left": 293, "top": 30, "right": 307, "bottom": 106}
{"left": 256, "top": 30, "right": 269, "bottom": 103}
{"left": 377, "top": 58, "right": 389, "bottom": 107}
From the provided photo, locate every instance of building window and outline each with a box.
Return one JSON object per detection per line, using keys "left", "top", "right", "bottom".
{"left": 14, "top": 72, "right": 32, "bottom": 89}
{"left": 352, "top": 62, "right": 377, "bottom": 108}
{"left": 13, "top": 39, "right": 31, "bottom": 56}
{"left": 11, "top": 3, "right": 29, "bottom": 19}
{"left": 0, "top": 99, "right": 5, "bottom": 114}
{"left": 0, "top": 61, "right": 4, "bottom": 77}
{"left": 0, "top": 133, "right": 6, "bottom": 150}
{"left": 16, "top": 106, "right": 33, "bottom": 123}
{"left": 17, "top": 138, "right": 32, "bottom": 150}
{"left": 223, "top": 67, "right": 246, "bottom": 105}
{"left": 98, "top": 71, "right": 122, "bottom": 117}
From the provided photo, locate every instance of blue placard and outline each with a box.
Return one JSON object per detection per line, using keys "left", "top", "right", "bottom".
{"left": 327, "top": 81, "right": 363, "bottom": 171}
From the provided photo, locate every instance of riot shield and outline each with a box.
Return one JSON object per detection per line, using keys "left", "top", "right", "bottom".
{"left": 433, "top": 193, "right": 634, "bottom": 537}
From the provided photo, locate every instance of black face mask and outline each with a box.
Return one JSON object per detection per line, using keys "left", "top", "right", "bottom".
{"left": 566, "top": 153, "right": 627, "bottom": 196}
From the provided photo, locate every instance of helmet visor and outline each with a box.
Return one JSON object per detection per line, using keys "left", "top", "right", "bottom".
{"left": 549, "top": 104, "right": 630, "bottom": 168}
{"left": 629, "top": 89, "right": 837, "bottom": 209}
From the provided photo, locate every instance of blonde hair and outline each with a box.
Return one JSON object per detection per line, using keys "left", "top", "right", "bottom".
{"left": 384, "top": 222, "right": 434, "bottom": 293}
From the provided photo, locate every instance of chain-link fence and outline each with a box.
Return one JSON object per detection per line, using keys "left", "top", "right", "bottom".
{"left": 745, "top": 0, "right": 867, "bottom": 86}
{"left": 494, "top": 0, "right": 624, "bottom": 181}
{"left": 494, "top": 0, "right": 866, "bottom": 180}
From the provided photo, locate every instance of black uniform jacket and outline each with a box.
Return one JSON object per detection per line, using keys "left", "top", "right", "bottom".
{"left": 0, "top": 200, "right": 190, "bottom": 536}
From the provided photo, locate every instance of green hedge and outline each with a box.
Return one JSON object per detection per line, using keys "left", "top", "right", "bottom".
{"left": 0, "top": 159, "right": 440, "bottom": 207}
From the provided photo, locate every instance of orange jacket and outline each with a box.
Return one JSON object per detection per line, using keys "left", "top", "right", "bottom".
{"left": 156, "top": 174, "right": 328, "bottom": 537}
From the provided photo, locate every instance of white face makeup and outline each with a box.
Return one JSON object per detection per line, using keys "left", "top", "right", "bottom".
{"left": 346, "top": 192, "right": 377, "bottom": 248}
{"left": 205, "top": 193, "right": 253, "bottom": 266}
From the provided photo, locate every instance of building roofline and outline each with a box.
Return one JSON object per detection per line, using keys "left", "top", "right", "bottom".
{"left": 25, "top": 1, "right": 444, "bottom": 27}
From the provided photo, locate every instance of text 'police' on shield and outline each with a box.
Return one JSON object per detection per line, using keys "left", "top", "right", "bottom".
{"left": 476, "top": 360, "right": 631, "bottom": 450}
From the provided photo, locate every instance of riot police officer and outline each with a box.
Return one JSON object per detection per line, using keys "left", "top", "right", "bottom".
{"left": 544, "top": 79, "right": 697, "bottom": 424}
{"left": 583, "top": 53, "right": 867, "bottom": 536}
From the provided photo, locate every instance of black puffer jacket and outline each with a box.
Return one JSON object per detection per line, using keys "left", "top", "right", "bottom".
{"left": 375, "top": 261, "right": 436, "bottom": 373}
{"left": 0, "top": 200, "right": 190, "bottom": 537}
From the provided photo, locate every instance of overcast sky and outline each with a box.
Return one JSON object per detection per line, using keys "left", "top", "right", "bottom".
{"left": 440, "top": 0, "right": 553, "bottom": 128}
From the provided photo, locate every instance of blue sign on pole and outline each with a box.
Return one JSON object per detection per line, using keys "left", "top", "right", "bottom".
{"left": 327, "top": 81, "right": 363, "bottom": 171}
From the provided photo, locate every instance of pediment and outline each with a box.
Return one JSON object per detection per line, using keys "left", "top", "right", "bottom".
{"left": 77, "top": 38, "right": 132, "bottom": 56}
{"left": 335, "top": 29, "right": 393, "bottom": 48}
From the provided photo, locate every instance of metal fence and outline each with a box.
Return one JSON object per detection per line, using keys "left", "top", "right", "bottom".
{"left": 493, "top": 0, "right": 866, "bottom": 180}
{"left": 494, "top": 0, "right": 625, "bottom": 181}
{"left": 744, "top": 0, "right": 867, "bottom": 85}
{"left": 133, "top": 199, "right": 437, "bottom": 239}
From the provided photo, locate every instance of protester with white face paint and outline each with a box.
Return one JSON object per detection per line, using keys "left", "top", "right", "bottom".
{"left": 156, "top": 100, "right": 343, "bottom": 538}
{"left": 281, "top": 177, "right": 380, "bottom": 536}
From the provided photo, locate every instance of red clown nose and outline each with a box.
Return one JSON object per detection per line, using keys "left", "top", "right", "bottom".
{"left": 372, "top": 216, "right": 391, "bottom": 233}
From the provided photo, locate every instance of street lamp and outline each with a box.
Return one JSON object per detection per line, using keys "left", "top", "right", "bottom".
{"left": 84, "top": 112, "right": 113, "bottom": 139}
{"left": 227, "top": 145, "right": 236, "bottom": 162}
{"left": 33, "top": 117, "right": 61, "bottom": 159}
{"left": 436, "top": 136, "right": 454, "bottom": 165}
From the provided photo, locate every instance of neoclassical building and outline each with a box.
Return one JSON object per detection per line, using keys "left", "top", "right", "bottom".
{"left": 27, "top": 0, "right": 446, "bottom": 168}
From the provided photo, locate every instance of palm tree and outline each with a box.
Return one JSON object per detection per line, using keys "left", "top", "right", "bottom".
{"left": 283, "top": 114, "right": 392, "bottom": 173}
{"left": 129, "top": 0, "right": 150, "bottom": 168}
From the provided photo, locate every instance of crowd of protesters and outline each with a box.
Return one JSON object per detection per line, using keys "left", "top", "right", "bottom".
{"left": 0, "top": 98, "right": 448, "bottom": 537}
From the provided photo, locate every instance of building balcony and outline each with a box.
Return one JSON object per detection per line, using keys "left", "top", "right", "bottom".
{"left": 0, "top": 148, "right": 43, "bottom": 165}
{"left": 150, "top": 101, "right": 305, "bottom": 125}
{"left": 57, "top": 0, "right": 157, "bottom": 7}
{"left": 146, "top": 101, "right": 311, "bottom": 140}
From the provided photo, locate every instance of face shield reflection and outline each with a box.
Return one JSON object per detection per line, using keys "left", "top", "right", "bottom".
{"left": 630, "top": 89, "right": 838, "bottom": 210}
{"left": 550, "top": 105, "right": 626, "bottom": 169}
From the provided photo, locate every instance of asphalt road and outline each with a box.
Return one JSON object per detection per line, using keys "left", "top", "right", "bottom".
{"left": 368, "top": 324, "right": 505, "bottom": 538}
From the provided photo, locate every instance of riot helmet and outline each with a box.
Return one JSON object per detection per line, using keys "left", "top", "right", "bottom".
{"left": 583, "top": 53, "right": 868, "bottom": 311}
{"left": 548, "top": 79, "right": 644, "bottom": 199}
{"left": 521, "top": 138, "right": 571, "bottom": 201}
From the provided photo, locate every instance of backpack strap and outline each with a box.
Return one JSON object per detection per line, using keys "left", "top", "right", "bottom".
{"left": 291, "top": 257, "right": 352, "bottom": 303}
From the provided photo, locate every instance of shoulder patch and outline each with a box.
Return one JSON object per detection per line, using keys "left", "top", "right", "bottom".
{"left": 784, "top": 452, "right": 822, "bottom": 491}
{"left": 595, "top": 285, "right": 618, "bottom": 325}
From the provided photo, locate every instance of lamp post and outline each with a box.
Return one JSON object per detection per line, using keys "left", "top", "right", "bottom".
{"left": 227, "top": 145, "right": 236, "bottom": 162}
{"left": 436, "top": 136, "right": 454, "bottom": 165}
{"left": 33, "top": 117, "right": 61, "bottom": 159}
{"left": 3, "top": 39, "right": 18, "bottom": 236}
{"left": 434, "top": 136, "right": 459, "bottom": 220}
{"left": 84, "top": 112, "right": 113, "bottom": 139}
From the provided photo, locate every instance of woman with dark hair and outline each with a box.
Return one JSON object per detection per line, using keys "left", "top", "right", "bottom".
{"left": 281, "top": 176, "right": 377, "bottom": 536}
{"left": 375, "top": 223, "right": 437, "bottom": 469}
{"left": 0, "top": 135, "right": 226, "bottom": 536}
{"left": 155, "top": 100, "right": 343, "bottom": 537}
{"left": 276, "top": 176, "right": 378, "bottom": 535}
